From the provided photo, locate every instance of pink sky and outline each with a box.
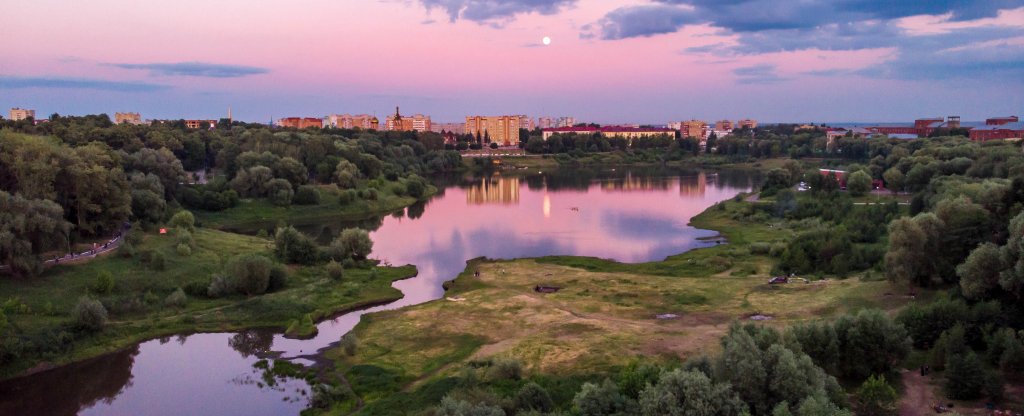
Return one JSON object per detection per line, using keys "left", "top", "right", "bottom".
{"left": 2, "top": 0, "right": 1022, "bottom": 123}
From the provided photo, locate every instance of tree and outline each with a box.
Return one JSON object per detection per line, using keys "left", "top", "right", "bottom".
{"left": 73, "top": 296, "right": 108, "bottom": 331}
{"left": 854, "top": 375, "right": 897, "bottom": 416}
{"left": 435, "top": 396, "right": 504, "bottom": 416}
{"left": 274, "top": 157, "right": 308, "bottom": 187}
{"left": 945, "top": 350, "right": 985, "bottom": 400}
{"left": 957, "top": 243, "right": 1003, "bottom": 300}
{"left": 273, "top": 226, "right": 319, "bottom": 265}
{"left": 885, "top": 214, "right": 942, "bottom": 288}
{"left": 638, "top": 369, "right": 747, "bottom": 416}
{"left": 0, "top": 191, "right": 72, "bottom": 276}
{"left": 225, "top": 254, "right": 273, "bottom": 296}
{"left": 329, "top": 228, "right": 373, "bottom": 261}
{"left": 334, "top": 160, "right": 360, "bottom": 189}
{"left": 265, "top": 178, "right": 294, "bottom": 206}
{"left": 574, "top": 379, "right": 631, "bottom": 416}
{"left": 846, "top": 171, "right": 872, "bottom": 197}
{"left": 169, "top": 210, "right": 195, "bottom": 232}
{"left": 292, "top": 185, "right": 320, "bottom": 205}
{"left": 882, "top": 168, "right": 904, "bottom": 193}
{"left": 833, "top": 309, "right": 910, "bottom": 380}
{"left": 129, "top": 172, "right": 166, "bottom": 226}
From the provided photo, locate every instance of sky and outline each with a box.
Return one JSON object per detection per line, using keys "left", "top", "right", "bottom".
{"left": 1, "top": 0, "right": 1023, "bottom": 124}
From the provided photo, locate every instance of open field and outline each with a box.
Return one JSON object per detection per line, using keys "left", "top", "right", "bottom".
{"left": 322, "top": 196, "right": 932, "bottom": 414}
{"left": 0, "top": 227, "right": 416, "bottom": 380}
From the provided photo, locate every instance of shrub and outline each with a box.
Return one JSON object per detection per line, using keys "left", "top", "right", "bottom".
{"left": 328, "top": 228, "right": 373, "bottom": 261}
{"left": 338, "top": 189, "right": 356, "bottom": 205}
{"left": 118, "top": 240, "right": 136, "bottom": 258}
{"left": 309, "top": 383, "right": 352, "bottom": 409}
{"left": 225, "top": 254, "right": 274, "bottom": 296}
{"left": 945, "top": 350, "right": 985, "bottom": 400}
{"left": 514, "top": 382, "right": 554, "bottom": 413}
{"left": 169, "top": 210, "right": 196, "bottom": 232}
{"left": 93, "top": 271, "right": 115, "bottom": 294}
{"left": 149, "top": 251, "right": 166, "bottom": 271}
{"left": 855, "top": 375, "right": 897, "bottom": 416}
{"left": 73, "top": 297, "right": 108, "bottom": 332}
{"left": 207, "top": 274, "right": 234, "bottom": 298}
{"left": 266, "top": 178, "right": 294, "bottom": 207}
{"left": 268, "top": 264, "right": 289, "bottom": 292}
{"left": 176, "top": 243, "right": 192, "bottom": 257}
{"left": 365, "top": 188, "right": 378, "bottom": 201}
{"left": 750, "top": 242, "right": 772, "bottom": 255}
{"left": 183, "top": 280, "right": 208, "bottom": 298}
{"left": 406, "top": 178, "right": 426, "bottom": 199}
{"left": 486, "top": 357, "right": 522, "bottom": 381}
{"left": 326, "top": 260, "right": 344, "bottom": 281}
{"left": 274, "top": 226, "right": 319, "bottom": 265}
{"left": 292, "top": 185, "right": 321, "bottom": 205}
{"left": 340, "top": 333, "right": 358, "bottom": 356}
{"left": 164, "top": 288, "right": 187, "bottom": 308}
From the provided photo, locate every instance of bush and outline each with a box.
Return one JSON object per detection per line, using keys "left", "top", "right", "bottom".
{"left": 169, "top": 210, "right": 196, "bottom": 232}
{"left": 945, "top": 350, "right": 985, "bottom": 400}
{"left": 749, "top": 242, "right": 772, "bottom": 255}
{"left": 514, "top": 382, "right": 554, "bottom": 413}
{"left": 93, "top": 271, "right": 115, "bottom": 294}
{"left": 176, "top": 243, "right": 192, "bottom": 257}
{"left": 183, "top": 280, "right": 208, "bottom": 298}
{"left": 224, "top": 254, "right": 274, "bottom": 296}
{"left": 855, "top": 375, "right": 897, "bottom": 416}
{"left": 486, "top": 357, "right": 522, "bottom": 381}
{"left": 273, "top": 226, "right": 319, "bottom": 265}
{"left": 119, "top": 240, "right": 136, "bottom": 258}
{"left": 176, "top": 229, "right": 194, "bottom": 247}
{"left": 326, "top": 260, "right": 344, "bottom": 281}
{"left": 268, "top": 264, "right": 289, "bottom": 292}
{"left": 406, "top": 178, "right": 426, "bottom": 199}
{"left": 149, "top": 251, "right": 166, "bottom": 271}
{"left": 292, "top": 185, "right": 321, "bottom": 205}
{"left": 340, "top": 333, "right": 358, "bottom": 356}
{"left": 73, "top": 297, "right": 108, "bottom": 332}
{"left": 328, "top": 228, "right": 374, "bottom": 261}
{"left": 207, "top": 274, "right": 234, "bottom": 298}
{"left": 164, "top": 288, "right": 187, "bottom": 308}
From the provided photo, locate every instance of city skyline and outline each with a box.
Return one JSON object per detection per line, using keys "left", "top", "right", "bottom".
{"left": 2, "top": 0, "right": 1022, "bottom": 123}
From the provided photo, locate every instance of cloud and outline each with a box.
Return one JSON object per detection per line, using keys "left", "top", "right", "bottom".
{"left": 108, "top": 62, "right": 269, "bottom": 78}
{"left": 733, "top": 64, "right": 789, "bottom": 84}
{"left": 591, "top": 4, "right": 698, "bottom": 40}
{"left": 0, "top": 76, "right": 169, "bottom": 92}
{"left": 419, "top": 0, "right": 574, "bottom": 24}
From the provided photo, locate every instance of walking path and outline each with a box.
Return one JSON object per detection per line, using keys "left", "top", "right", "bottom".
{"left": 0, "top": 224, "right": 130, "bottom": 273}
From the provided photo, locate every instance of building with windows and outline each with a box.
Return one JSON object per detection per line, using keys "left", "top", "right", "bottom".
{"left": 517, "top": 115, "right": 533, "bottom": 130}
{"left": 277, "top": 117, "right": 322, "bottom": 129}
{"left": 385, "top": 107, "right": 431, "bottom": 132}
{"left": 8, "top": 108, "right": 35, "bottom": 121}
{"left": 327, "top": 114, "right": 379, "bottom": 130}
{"left": 430, "top": 122, "right": 465, "bottom": 134}
{"left": 114, "top": 112, "right": 143, "bottom": 125}
{"left": 737, "top": 119, "right": 758, "bottom": 129}
{"left": 714, "top": 120, "right": 734, "bottom": 131}
{"left": 680, "top": 120, "right": 709, "bottom": 139}
{"left": 541, "top": 126, "right": 674, "bottom": 142}
{"left": 970, "top": 122, "right": 1024, "bottom": 142}
{"left": 185, "top": 119, "right": 218, "bottom": 129}
{"left": 466, "top": 115, "right": 521, "bottom": 146}
{"left": 986, "top": 116, "right": 1019, "bottom": 126}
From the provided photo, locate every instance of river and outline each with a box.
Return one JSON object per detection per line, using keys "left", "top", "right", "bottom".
{"left": 0, "top": 167, "right": 755, "bottom": 415}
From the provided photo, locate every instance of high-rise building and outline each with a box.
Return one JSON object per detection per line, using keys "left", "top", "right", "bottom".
{"left": 537, "top": 117, "right": 554, "bottom": 129}
{"left": 714, "top": 120, "right": 734, "bottom": 131}
{"left": 556, "top": 116, "right": 576, "bottom": 128}
{"left": 430, "top": 122, "right": 465, "bottom": 134}
{"left": 681, "top": 120, "right": 709, "bottom": 139}
{"left": 115, "top": 112, "right": 143, "bottom": 125}
{"left": 327, "top": 114, "right": 379, "bottom": 130}
{"left": 737, "top": 119, "right": 758, "bottom": 129}
{"left": 517, "top": 115, "right": 533, "bottom": 130}
{"left": 466, "top": 115, "right": 521, "bottom": 146}
{"left": 185, "top": 119, "right": 218, "bottom": 129}
{"left": 385, "top": 107, "right": 431, "bottom": 132}
{"left": 8, "top": 108, "right": 35, "bottom": 121}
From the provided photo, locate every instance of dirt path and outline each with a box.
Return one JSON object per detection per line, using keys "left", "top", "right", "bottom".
{"left": 900, "top": 370, "right": 938, "bottom": 416}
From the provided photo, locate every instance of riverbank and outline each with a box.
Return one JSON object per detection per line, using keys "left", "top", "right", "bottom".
{"left": 0, "top": 227, "right": 418, "bottom": 381}
{"left": 195, "top": 182, "right": 437, "bottom": 231}
{"left": 314, "top": 196, "right": 931, "bottom": 414}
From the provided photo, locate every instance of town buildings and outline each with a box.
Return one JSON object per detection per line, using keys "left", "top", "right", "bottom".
{"left": 737, "top": 119, "right": 758, "bottom": 129}
{"left": 970, "top": 121, "right": 1024, "bottom": 141}
{"left": 680, "top": 120, "right": 709, "bottom": 139}
{"left": 114, "top": 112, "right": 143, "bottom": 125}
{"left": 185, "top": 119, "right": 218, "bottom": 129}
{"left": 466, "top": 115, "right": 521, "bottom": 146}
{"left": 277, "top": 117, "right": 322, "bottom": 129}
{"left": 430, "top": 122, "right": 465, "bottom": 134}
{"left": 327, "top": 114, "right": 379, "bottom": 130}
{"left": 385, "top": 107, "right": 431, "bottom": 132}
{"left": 8, "top": 108, "right": 35, "bottom": 121}
{"left": 714, "top": 120, "right": 734, "bottom": 131}
{"left": 540, "top": 126, "right": 674, "bottom": 141}
{"left": 517, "top": 115, "right": 533, "bottom": 130}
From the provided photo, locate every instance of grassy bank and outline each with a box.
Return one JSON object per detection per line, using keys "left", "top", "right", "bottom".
{"left": 196, "top": 182, "right": 436, "bottom": 230}
{"left": 0, "top": 227, "right": 416, "bottom": 380}
{"left": 316, "top": 197, "right": 930, "bottom": 414}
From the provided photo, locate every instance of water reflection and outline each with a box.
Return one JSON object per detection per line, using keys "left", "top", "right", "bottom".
{"left": 0, "top": 168, "right": 756, "bottom": 416}
{"left": 466, "top": 176, "right": 520, "bottom": 205}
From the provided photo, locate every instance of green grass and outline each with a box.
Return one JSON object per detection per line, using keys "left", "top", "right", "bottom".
{"left": 196, "top": 182, "right": 435, "bottom": 230}
{"left": 0, "top": 227, "right": 417, "bottom": 380}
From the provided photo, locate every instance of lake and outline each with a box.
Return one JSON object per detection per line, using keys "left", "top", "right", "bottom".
{"left": 0, "top": 168, "right": 755, "bottom": 415}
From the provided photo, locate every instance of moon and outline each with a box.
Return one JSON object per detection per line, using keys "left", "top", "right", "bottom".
{"left": 542, "top": 36, "right": 551, "bottom": 46}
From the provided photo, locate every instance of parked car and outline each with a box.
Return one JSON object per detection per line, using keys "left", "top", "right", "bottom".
{"left": 768, "top": 276, "right": 788, "bottom": 284}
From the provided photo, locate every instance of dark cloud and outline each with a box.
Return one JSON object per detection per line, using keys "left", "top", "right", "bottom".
{"left": 108, "top": 62, "right": 269, "bottom": 78}
{"left": 733, "top": 64, "right": 789, "bottom": 84}
{"left": 593, "top": 4, "right": 699, "bottom": 40}
{"left": 0, "top": 76, "right": 169, "bottom": 92}
{"left": 419, "top": 0, "right": 574, "bottom": 23}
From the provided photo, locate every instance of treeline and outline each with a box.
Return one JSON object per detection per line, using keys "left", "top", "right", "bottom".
{"left": 0, "top": 115, "right": 461, "bottom": 276}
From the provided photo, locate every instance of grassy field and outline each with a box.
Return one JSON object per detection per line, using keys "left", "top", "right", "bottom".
{"left": 318, "top": 196, "right": 932, "bottom": 414}
{"left": 0, "top": 227, "right": 416, "bottom": 380}
{"left": 196, "top": 182, "right": 435, "bottom": 230}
